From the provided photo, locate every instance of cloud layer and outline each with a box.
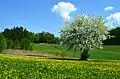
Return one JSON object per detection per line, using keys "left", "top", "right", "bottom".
{"left": 106, "top": 12, "right": 120, "bottom": 28}
{"left": 104, "top": 6, "right": 114, "bottom": 11}
{"left": 52, "top": 2, "right": 77, "bottom": 21}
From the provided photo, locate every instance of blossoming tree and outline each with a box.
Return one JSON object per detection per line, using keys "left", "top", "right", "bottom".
{"left": 60, "top": 14, "right": 109, "bottom": 60}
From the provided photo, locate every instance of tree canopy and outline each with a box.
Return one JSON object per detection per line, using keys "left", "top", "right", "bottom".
{"left": 104, "top": 27, "right": 120, "bottom": 45}
{"left": 60, "top": 14, "right": 109, "bottom": 60}
{"left": 0, "top": 26, "right": 60, "bottom": 50}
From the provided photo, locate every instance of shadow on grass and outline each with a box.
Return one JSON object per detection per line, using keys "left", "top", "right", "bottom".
{"left": 26, "top": 55, "right": 47, "bottom": 57}
{"left": 48, "top": 57, "right": 80, "bottom": 61}
{"left": 48, "top": 58, "right": 119, "bottom": 62}
{"left": 26, "top": 55, "right": 119, "bottom": 62}
{"left": 26, "top": 55, "right": 80, "bottom": 61}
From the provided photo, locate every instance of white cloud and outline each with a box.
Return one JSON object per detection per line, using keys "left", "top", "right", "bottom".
{"left": 52, "top": 2, "right": 77, "bottom": 21}
{"left": 104, "top": 6, "right": 114, "bottom": 11}
{"left": 106, "top": 12, "right": 120, "bottom": 28}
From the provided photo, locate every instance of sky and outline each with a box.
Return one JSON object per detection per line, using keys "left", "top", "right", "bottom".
{"left": 0, "top": 0, "right": 120, "bottom": 36}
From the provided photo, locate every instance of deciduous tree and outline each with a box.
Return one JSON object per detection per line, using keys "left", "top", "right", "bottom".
{"left": 60, "top": 14, "right": 109, "bottom": 60}
{"left": 0, "top": 33, "right": 7, "bottom": 52}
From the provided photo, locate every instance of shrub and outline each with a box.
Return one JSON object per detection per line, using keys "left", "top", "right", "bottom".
{"left": 29, "top": 45, "right": 33, "bottom": 51}
{"left": 0, "top": 33, "right": 7, "bottom": 52}
{"left": 21, "top": 38, "right": 31, "bottom": 50}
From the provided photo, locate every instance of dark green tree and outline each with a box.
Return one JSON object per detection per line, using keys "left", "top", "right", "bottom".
{"left": 13, "top": 40, "right": 21, "bottom": 49}
{"left": 0, "top": 33, "right": 7, "bottom": 52}
{"left": 7, "top": 40, "right": 13, "bottom": 49}
{"left": 2, "top": 26, "right": 60, "bottom": 45}
{"left": 2, "top": 26, "right": 34, "bottom": 42}
{"left": 34, "top": 33, "right": 39, "bottom": 43}
{"left": 104, "top": 27, "right": 120, "bottom": 45}
{"left": 54, "top": 37, "right": 60, "bottom": 44}
{"left": 21, "top": 38, "right": 31, "bottom": 50}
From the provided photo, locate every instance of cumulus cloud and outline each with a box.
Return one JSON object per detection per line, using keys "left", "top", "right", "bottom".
{"left": 104, "top": 6, "right": 114, "bottom": 11}
{"left": 106, "top": 12, "right": 120, "bottom": 28}
{"left": 52, "top": 2, "right": 77, "bottom": 21}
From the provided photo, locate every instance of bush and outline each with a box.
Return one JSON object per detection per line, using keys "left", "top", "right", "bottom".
{"left": 21, "top": 38, "right": 31, "bottom": 50}
{"left": 29, "top": 45, "right": 33, "bottom": 51}
{"left": 7, "top": 40, "right": 13, "bottom": 49}
{"left": 0, "top": 33, "right": 7, "bottom": 52}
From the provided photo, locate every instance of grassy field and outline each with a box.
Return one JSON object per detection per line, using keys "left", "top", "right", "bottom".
{"left": 0, "top": 54, "right": 120, "bottom": 79}
{"left": 32, "top": 44, "right": 120, "bottom": 60}
{"left": 32, "top": 44, "right": 78, "bottom": 57}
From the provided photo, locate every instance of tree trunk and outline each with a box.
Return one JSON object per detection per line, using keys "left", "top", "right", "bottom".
{"left": 80, "top": 49, "right": 89, "bottom": 60}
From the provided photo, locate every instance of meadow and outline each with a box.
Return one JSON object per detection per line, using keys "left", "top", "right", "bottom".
{"left": 0, "top": 44, "right": 120, "bottom": 78}
{"left": 0, "top": 54, "right": 120, "bottom": 79}
{"left": 32, "top": 44, "right": 120, "bottom": 60}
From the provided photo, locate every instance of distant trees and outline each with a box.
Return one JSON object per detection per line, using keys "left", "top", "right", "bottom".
{"left": 1, "top": 24, "right": 120, "bottom": 52}
{"left": 7, "top": 40, "right": 13, "bottom": 49}
{"left": 0, "top": 33, "right": 7, "bottom": 52}
{"left": 54, "top": 37, "right": 60, "bottom": 45}
{"left": 21, "top": 38, "right": 31, "bottom": 50}
{"left": 34, "top": 31, "right": 60, "bottom": 44}
{"left": 0, "top": 22, "right": 120, "bottom": 54}
{"left": 1, "top": 27, "right": 34, "bottom": 50}
{"left": 2, "top": 27, "right": 60, "bottom": 45}
{"left": 13, "top": 40, "right": 21, "bottom": 49}
{"left": 104, "top": 27, "right": 120, "bottom": 45}
{"left": 2, "top": 27, "right": 34, "bottom": 42}
{"left": 60, "top": 14, "right": 109, "bottom": 60}
{"left": 1, "top": 26, "right": 60, "bottom": 51}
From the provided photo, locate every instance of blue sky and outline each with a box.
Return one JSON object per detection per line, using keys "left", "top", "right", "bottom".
{"left": 0, "top": 0, "right": 120, "bottom": 36}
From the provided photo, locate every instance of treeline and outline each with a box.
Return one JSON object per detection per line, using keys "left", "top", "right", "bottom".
{"left": 0, "top": 26, "right": 120, "bottom": 52}
{"left": 104, "top": 27, "right": 120, "bottom": 45}
{"left": 34, "top": 32, "right": 60, "bottom": 44}
{"left": 2, "top": 27, "right": 59, "bottom": 44}
{"left": 0, "top": 26, "right": 60, "bottom": 52}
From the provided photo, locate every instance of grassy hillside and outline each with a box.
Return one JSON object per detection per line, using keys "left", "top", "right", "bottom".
{"left": 32, "top": 44, "right": 78, "bottom": 57}
{"left": 32, "top": 44, "right": 120, "bottom": 60}
{"left": 0, "top": 54, "right": 120, "bottom": 78}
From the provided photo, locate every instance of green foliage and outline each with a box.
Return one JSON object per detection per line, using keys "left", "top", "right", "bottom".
{"left": 34, "top": 33, "right": 39, "bottom": 43}
{"left": 34, "top": 31, "right": 60, "bottom": 44}
{"left": 104, "top": 27, "right": 120, "bottom": 45}
{"left": 60, "top": 14, "right": 109, "bottom": 60}
{"left": 0, "top": 54, "right": 120, "bottom": 78}
{"left": 21, "top": 38, "right": 31, "bottom": 50}
{"left": 54, "top": 37, "right": 60, "bottom": 45}
{"left": 2, "top": 26, "right": 34, "bottom": 42}
{"left": 7, "top": 40, "right": 13, "bottom": 49}
{"left": 2, "top": 26, "right": 60, "bottom": 45}
{"left": 1, "top": 27, "right": 35, "bottom": 50}
{"left": 13, "top": 40, "right": 21, "bottom": 49}
{"left": 0, "top": 33, "right": 7, "bottom": 52}
{"left": 29, "top": 45, "right": 33, "bottom": 51}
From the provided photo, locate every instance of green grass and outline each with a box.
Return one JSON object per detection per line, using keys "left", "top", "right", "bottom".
{"left": 89, "top": 45, "right": 120, "bottom": 60}
{"left": 32, "top": 44, "right": 78, "bottom": 57}
{"left": 32, "top": 44, "right": 120, "bottom": 60}
{"left": 0, "top": 54, "right": 120, "bottom": 79}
